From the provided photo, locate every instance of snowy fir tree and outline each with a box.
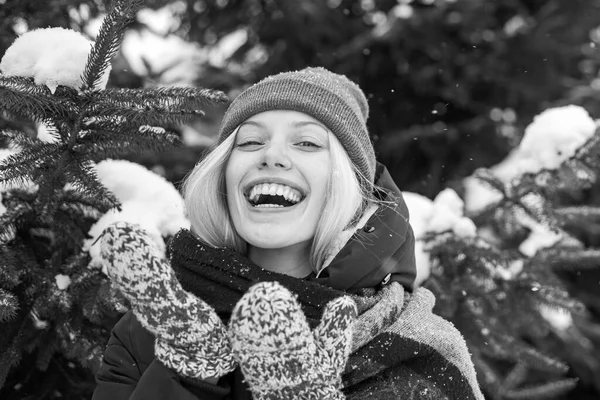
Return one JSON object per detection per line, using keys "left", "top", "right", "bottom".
{"left": 406, "top": 105, "right": 600, "bottom": 399}
{"left": 0, "top": 0, "right": 226, "bottom": 398}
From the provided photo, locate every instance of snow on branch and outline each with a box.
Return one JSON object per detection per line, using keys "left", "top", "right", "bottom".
{"left": 0, "top": 28, "right": 106, "bottom": 94}
{"left": 465, "top": 105, "right": 598, "bottom": 213}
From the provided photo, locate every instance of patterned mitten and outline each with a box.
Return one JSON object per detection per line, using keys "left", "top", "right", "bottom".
{"left": 229, "top": 281, "right": 357, "bottom": 400}
{"left": 99, "top": 221, "right": 236, "bottom": 380}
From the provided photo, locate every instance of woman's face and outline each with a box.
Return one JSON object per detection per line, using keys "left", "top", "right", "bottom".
{"left": 225, "top": 110, "right": 331, "bottom": 251}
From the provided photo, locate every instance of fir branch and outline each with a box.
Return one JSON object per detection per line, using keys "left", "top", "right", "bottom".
{"left": 62, "top": 253, "right": 93, "bottom": 280}
{"left": 533, "top": 286, "right": 587, "bottom": 316}
{"left": 555, "top": 205, "right": 600, "bottom": 222}
{"left": 39, "top": 119, "right": 64, "bottom": 143}
{"left": 58, "top": 199, "right": 103, "bottom": 222}
{"left": 0, "top": 143, "right": 63, "bottom": 186}
{"left": 56, "top": 321, "right": 104, "bottom": 370}
{"left": 59, "top": 190, "right": 105, "bottom": 221}
{"left": 502, "top": 362, "right": 529, "bottom": 391}
{"left": 62, "top": 159, "right": 120, "bottom": 212}
{"left": 68, "top": 267, "right": 101, "bottom": 297}
{"left": 35, "top": 172, "right": 69, "bottom": 216}
{"left": 0, "top": 289, "right": 19, "bottom": 322}
{"left": 35, "top": 331, "right": 58, "bottom": 371}
{"left": 517, "top": 192, "right": 561, "bottom": 232}
{"left": 87, "top": 100, "right": 208, "bottom": 127}
{"left": 509, "top": 303, "right": 551, "bottom": 339}
{"left": 81, "top": 283, "right": 103, "bottom": 324}
{"left": 514, "top": 344, "right": 569, "bottom": 373}
{"left": 502, "top": 378, "right": 578, "bottom": 399}
{"left": 423, "top": 275, "right": 457, "bottom": 318}
{"left": 0, "top": 76, "right": 74, "bottom": 122}
{"left": 472, "top": 167, "right": 506, "bottom": 195}
{"left": 97, "top": 279, "right": 127, "bottom": 313}
{"left": 470, "top": 131, "right": 600, "bottom": 222}
{"left": 509, "top": 132, "right": 600, "bottom": 199}
{"left": 74, "top": 127, "right": 180, "bottom": 162}
{"left": 471, "top": 353, "right": 503, "bottom": 398}
{"left": 52, "top": 208, "right": 91, "bottom": 250}
{"left": 0, "top": 245, "right": 29, "bottom": 289}
{"left": 1, "top": 129, "right": 39, "bottom": 148}
{"left": 0, "top": 343, "right": 21, "bottom": 389}
{"left": 80, "top": 0, "right": 144, "bottom": 91}
{"left": 35, "top": 285, "right": 74, "bottom": 318}
{"left": 0, "top": 201, "right": 35, "bottom": 243}
{"left": 98, "top": 86, "right": 228, "bottom": 110}
{"left": 536, "top": 248, "right": 600, "bottom": 270}
{"left": 469, "top": 321, "right": 514, "bottom": 360}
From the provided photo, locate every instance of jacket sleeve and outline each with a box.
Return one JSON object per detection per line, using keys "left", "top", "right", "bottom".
{"left": 92, "top": 311, "right": 233, "bottom": 400}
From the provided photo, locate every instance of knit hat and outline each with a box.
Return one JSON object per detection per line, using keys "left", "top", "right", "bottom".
{"left": 217, "top": 67, "right": 376, "bottom": 184}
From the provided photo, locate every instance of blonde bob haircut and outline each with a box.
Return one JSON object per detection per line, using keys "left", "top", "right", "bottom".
{"left": 182, "top": 127, "right": 377, "bottom": 272}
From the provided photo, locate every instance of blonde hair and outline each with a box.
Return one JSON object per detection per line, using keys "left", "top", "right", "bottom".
{"left": 182, "top": 130, "right": 377, "bottom": 272}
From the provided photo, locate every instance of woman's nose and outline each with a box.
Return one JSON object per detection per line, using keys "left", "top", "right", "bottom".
{"left": 259, "top": 143, "right": 291, "bottom": 169}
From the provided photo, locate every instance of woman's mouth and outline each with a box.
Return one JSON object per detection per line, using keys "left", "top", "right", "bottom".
{"left": 245, "top": 183, "right": 306, "bottom": 208}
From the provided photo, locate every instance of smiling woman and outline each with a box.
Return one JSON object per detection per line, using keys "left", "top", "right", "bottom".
{"left": 94, "top": 68, "right": 485, "bottom": 400}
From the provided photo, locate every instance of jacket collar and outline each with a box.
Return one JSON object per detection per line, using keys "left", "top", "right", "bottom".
{"left": 310, "top": 163, "right": 416, "bottom": 292}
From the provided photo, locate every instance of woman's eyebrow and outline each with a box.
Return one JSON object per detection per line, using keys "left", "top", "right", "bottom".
{"left": 289, "top": 120, "right": 329, "bottom": 132}
{"left": 239, "top": 121, "right": 264, "bottom": 129}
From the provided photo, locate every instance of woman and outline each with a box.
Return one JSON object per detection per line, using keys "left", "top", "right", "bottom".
{"left": 93, "top": 67, "right": 484, "bottom": 400}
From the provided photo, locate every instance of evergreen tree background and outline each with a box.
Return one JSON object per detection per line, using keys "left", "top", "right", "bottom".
{"left": 1, "top": 0, "right": 600, "bottom": 399}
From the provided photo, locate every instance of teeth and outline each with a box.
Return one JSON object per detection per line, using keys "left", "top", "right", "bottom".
{"left": 248, "top": 183, "right": 302, "bottom": 204}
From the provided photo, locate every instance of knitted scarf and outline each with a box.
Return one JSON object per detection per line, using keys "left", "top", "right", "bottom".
{"left": 170, "top": 229, "right": 484, "bottom": 400}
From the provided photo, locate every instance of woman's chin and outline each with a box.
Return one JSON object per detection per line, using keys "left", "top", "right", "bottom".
{"left": 244, "top": 233, "right": 312, "bottom": 251}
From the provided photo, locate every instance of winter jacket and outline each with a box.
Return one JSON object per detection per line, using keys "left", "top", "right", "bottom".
{"left": 92, "top": 164, "right": 480, "bottom": 399}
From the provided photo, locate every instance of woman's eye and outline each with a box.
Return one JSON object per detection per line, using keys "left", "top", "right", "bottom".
{"left": 236, "top": 140, "right": 262, "bottom": 147}
{"left": 297, "top": 141, "right": 321, "bottom": 148}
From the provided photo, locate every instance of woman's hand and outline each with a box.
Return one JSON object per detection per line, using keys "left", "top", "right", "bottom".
{"left": 228, "top": 281, "right": 357, "bottom": 400}
{"left": 99, "top": 221, "right": 236, "bottom": 380}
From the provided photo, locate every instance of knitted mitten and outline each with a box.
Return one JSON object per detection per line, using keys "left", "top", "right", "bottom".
{"left": 229, "top": 281, "right": 357, "bottom": 400}
{"left": 99, "top": 221, "right": 236, "bottom": 380}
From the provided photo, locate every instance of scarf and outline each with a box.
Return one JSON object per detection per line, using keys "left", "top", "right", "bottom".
{"left": 169, "top": 229, "right": 484, "bottom": 400}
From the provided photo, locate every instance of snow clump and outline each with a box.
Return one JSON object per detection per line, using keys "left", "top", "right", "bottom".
{"left": 0, "top": 27, "right": 110, "bottom": 93}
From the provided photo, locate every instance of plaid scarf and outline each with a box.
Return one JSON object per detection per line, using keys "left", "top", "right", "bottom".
{"left": 170, "top": 229, "right": 484, "bottom": 400}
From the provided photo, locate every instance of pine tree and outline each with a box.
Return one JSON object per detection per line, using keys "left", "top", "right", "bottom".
{"left": 0, "top": 0, "right": 226, "bottom": 398}
{"left": 420, "top": 108, "right": 600, "bottom": 399}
